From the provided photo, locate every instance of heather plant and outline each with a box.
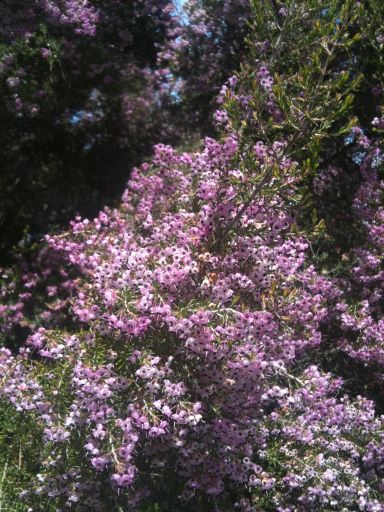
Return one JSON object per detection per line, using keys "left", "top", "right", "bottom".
{"left": 333, "top": 130, "right": 384, "bottom": 398}
{"left": 0, "top": 243, "right": 80, "bottom": 350}
{"left": 1, "top": 0, "right": 384, "bottom": 511}
{"left": 0, "top": 135, "right": 383, "bottom": 510}
{"left": 217, "top": 0, "right": 384, "bottom": 400}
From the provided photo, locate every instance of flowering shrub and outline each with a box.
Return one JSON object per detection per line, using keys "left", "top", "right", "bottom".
{"left": 336, "top": 144, "right": 384, "bottom": 393}
{"left": 1, "top": 0, "right": 384, "bottom": 511}
{"left": 0, "top": 130, "right": 383, "bottom": 510}
{"left": 0, "top": 243, "right": 79, "bottom": 349}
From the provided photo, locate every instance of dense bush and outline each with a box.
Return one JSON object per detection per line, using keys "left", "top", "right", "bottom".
{"left": 1, "top": 130, "right": 383, "bottom": 511}
{"left": 0, "top": 0, "right": 384, "bottom": 511}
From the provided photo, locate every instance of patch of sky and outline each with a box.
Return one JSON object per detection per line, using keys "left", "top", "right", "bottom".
{"left": 344, "top": 133, "right": 355, "bottom": 146}
{"left": 352, "top": 151, "right": 367, "bottom": 166}
{"left": 372, "top": 153, "right": 384, "bottom": 170}
{"left": 70, "top": 110, "right": 85, "bottom": 125}
{"left": 173, "top": 0, "right": 189, "bottom": 24}
{"left": 70, "top": 110, "right": 96, "bottom": 125}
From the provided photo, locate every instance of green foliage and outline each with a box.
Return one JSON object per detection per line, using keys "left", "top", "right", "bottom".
{"left": 224, "top": 0, "right": 383, "bottom": 259}
{"left": 0, "top": 403, "right": 51, "bottom": 512}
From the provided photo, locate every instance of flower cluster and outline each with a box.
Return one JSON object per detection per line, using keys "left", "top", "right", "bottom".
{"left": 0, "top": 129, "right": 383, "bottom": 510}
{"left": 337, "top": 145, "right": 384, "bottom": 385}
